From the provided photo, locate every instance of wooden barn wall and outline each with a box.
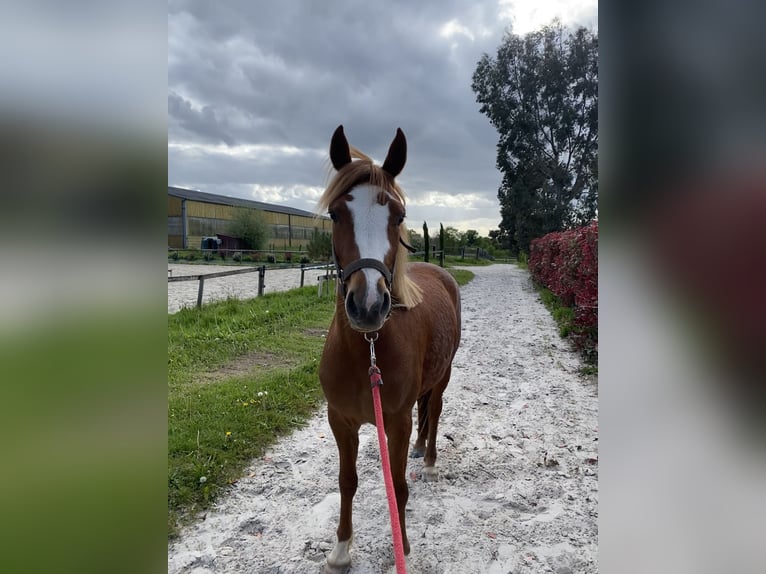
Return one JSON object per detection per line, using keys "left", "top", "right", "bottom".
{"left": 168, "top": 216, "right": 183, "bottom": 233}
{"left": 168, "top": 196, "right": 182, "bottom": 216}
{"left": 168, "top": 196, "right": 331, "bottom": 250}
{"left": 168, "top": 235, "right": 184, "bottom": 248}
{"left": 186, "top": 201, "right": 236, "bottom": 220}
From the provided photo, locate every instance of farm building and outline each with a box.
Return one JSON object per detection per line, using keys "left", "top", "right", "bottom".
{"left": 168, "top": 186, "right": 330, "bottom": 250}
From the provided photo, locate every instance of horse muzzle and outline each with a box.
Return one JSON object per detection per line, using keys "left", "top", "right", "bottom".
{"left": 344, "top": 272, "right": 392, "bottom": 332}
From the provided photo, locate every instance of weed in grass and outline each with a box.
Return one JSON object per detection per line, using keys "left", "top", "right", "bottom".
{"left": 579, "top": 365, "right": 598, "bottom": 377}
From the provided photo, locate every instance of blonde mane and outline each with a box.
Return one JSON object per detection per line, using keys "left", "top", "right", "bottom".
{"left": 317, "top": 147, "right": 423, "bottom": 309}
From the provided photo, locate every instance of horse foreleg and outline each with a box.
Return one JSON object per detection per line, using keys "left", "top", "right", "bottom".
{"left": 326, "top": 408, "right": 359, "bottom": 569}
{"left": 386, "top": 411, "right": 413, "bottom": 556}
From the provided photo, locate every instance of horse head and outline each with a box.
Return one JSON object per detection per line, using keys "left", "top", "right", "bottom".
{"left": 321, "top": 125, "right": 420, "bottom": 332}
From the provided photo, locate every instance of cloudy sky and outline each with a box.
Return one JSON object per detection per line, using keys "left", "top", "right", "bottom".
{"left": 168, "top": 0, "right": 597, "bottom": 235}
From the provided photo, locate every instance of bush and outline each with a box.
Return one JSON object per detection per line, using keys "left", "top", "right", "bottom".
{"left": 170, "top": 250, "right": 179, "bottom": 261}
{"left": 307, "top": 231, "right": 332, "bottom": 261}
{"left": 300, "top": 255, "right": 310, "bottom": 264}
{"left": 227, "top": 208, "right": 268, "bottom": 250}
{"left": 233, "top": 251, "right": 242, "bottom": 262}
{"left": 267, "top": 254, "right": 276, "bottom": 264}
{"left": 184, "top": 252, "right": 197, "bottom": 261}
{"left": 285, "top": 252, "right": 293, "bottom": 263}
{"left": 529, "top": 221, "right": 597, "bottom": 361}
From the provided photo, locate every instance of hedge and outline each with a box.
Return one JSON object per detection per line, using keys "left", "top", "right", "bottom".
{"left": 529, "top": 221, "right": 598, "bottom": 361}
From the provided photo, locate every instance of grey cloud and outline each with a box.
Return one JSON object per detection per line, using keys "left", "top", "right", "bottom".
{"left": 168, "top": 91, "right": 237, "bottom": 146}
{"left": 168, "top": 0, "right": 596, "bottom": 233}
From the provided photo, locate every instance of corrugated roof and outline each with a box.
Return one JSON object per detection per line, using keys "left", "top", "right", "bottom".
{"left": 168, "top": 186, "right": 324, "bottom": 219}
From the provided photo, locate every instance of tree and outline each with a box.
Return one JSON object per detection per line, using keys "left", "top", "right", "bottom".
{"left": 464, "top": 229, "right": 479, "bottom": 246}
{"left": 228, "top": 208, "right": 268, "bottom": 250}
{"left": 406, "top": 228, "right": 424, "bottom": 251}
{"left": 472, "top": 21, "right": 597, "bottom": 254}
{"left": 423, "top": 222, "right": 430, "bottom": 263}
{"left": 439, "top": 223, "right": 446, "bottom": 252}
{"left": 442, "top": 226, "right": 463, "bottom": 249}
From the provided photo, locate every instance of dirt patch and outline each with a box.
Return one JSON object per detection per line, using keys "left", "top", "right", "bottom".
{"left": 303, "top": 328, "right": 330, "bottom": 338}
{"left": 169, "top": 265, "right": 598, "bottom": 573}
{"left": 195, "top": 351, "right": 295, "bottom": 384}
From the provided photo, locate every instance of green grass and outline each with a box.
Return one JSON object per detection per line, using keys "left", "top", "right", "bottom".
{"left": 168, "top": 287, "right": 335, "bottom": 537}
{"left": 538, "top": 288, "right": 574, "bottom": 338}
{"left": 537, "top": 286, "right": 598, "bottom": 371}
{"left": 447, "top": 268, "right": 475, "bottom": 286}
{"left": 443, "top": 255, "right": 494, "bottom": 267}
{"left": 408, "top": 254, "right": 493, "bottom": 267}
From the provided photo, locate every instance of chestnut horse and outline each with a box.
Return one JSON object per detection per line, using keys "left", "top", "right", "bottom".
{"left": 318, "top": 126, "right": 461, "bottom": 570}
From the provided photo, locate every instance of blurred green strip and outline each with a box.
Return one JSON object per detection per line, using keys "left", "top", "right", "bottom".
{"left": 0, "top": 310, "right": 166, "bottom": 574}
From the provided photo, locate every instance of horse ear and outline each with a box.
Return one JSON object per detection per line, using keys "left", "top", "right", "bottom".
{"left": 330, "top": 125, "right": 352, "bottom": 171}
{"left": 382, "top": 127, "right": 407, "bottom": 177}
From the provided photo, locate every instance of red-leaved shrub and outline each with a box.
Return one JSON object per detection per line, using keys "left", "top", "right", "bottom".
{"left": 529, "top": 221, "right": 598, "bottom": 361}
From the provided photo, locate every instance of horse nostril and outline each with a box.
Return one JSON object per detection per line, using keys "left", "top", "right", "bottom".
{"left": 382, "top": 291, "right": 391, "bottom": 312}
{"left": 346, "top": 291, "right": 359, "bottom": 317}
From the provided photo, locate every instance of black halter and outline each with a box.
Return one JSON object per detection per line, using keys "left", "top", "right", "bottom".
{"left": 333, "top": 237, "right": 417, "bottom": 296}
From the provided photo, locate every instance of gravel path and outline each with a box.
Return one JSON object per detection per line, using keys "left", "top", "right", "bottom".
{"left": 168, "top": 264, "right": 332, "bottom": 314}
{"left": 168, "top": 264, "right": 598, "bottom": 573}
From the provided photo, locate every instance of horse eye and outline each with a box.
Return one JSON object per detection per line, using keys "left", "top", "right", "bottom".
{"left": 329, "top": 211, "right": 338, "bottom": 222}
{"left": 396, "top": 215, "right": 405, "bottom": 226}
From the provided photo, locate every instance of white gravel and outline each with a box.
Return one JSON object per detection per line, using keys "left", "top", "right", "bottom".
{"left": 168, "top": 264, "right": 598, "bottom": 573}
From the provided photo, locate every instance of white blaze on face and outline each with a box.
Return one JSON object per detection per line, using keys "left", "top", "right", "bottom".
{"left": 346, "top": 185, "right": 391, "bottom": 308}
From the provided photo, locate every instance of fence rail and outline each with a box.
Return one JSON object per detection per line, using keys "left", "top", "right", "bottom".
{"left": 168, "top": 266, "right": 266, "bottom": 308}
{"left": 168, "top": 262, "right": 340, "bottom": 310}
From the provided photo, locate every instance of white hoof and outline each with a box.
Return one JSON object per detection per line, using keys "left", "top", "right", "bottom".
{"left": 326, "top": 534, "right": 353, "bottom": 570}
{"left": 423, "top": 465, "right": 439, "bottom": 481}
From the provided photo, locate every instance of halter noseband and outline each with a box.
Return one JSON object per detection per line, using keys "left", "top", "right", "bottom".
{"left": 333, "top": 237, "right": 417, "bottom": 296}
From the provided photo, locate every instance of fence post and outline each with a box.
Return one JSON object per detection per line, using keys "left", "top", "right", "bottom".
{"left": 475, "top": 247, "right": 480, "bottom": 260}
{"left": 196, "top": 276, "right": 205, "bottom": 308}
{"left": 439, "top": 250, "right": 445, "bottom": 267}
{"left": 258, "top": 266, "right": 266, "bottom": 296}
{"left": 300, "top": 263, "right": 305, "bottom": 288}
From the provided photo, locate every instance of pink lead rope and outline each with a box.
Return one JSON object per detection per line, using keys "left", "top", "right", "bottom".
{"left": 365, "top": 332, "right": 408, "bottom": 573}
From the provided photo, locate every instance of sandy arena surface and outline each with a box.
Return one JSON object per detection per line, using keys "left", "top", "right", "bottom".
{"left": 167, "top": 264, "right": 598, "bottom": 573}
{"left": 168, "top": 264, "right": 334, "bottom": 314}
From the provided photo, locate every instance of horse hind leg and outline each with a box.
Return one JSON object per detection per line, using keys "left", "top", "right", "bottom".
{"left": 326, "top": 408, "right": 359, "bottom": 570}
{"left": 410, "top": 391, "right": 430, "bottom": 459}
{"left": 423, "top": 370, "right": 450, "bottom": 481}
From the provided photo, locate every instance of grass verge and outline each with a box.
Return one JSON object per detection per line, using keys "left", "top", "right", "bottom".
{"left": 443, "top": 255, "right": 493, "bottom": 267}
{"left": 537, "top": 286, "right": 598, "bottom": 372}
{"left": 168, "top": 287, "right": 335, "bottom": 537}
{"left": 538, "top": 287, "right": 576, "bottom": 338}
{"left": 447, "top": 268, "right": 475, "bottom": 286}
